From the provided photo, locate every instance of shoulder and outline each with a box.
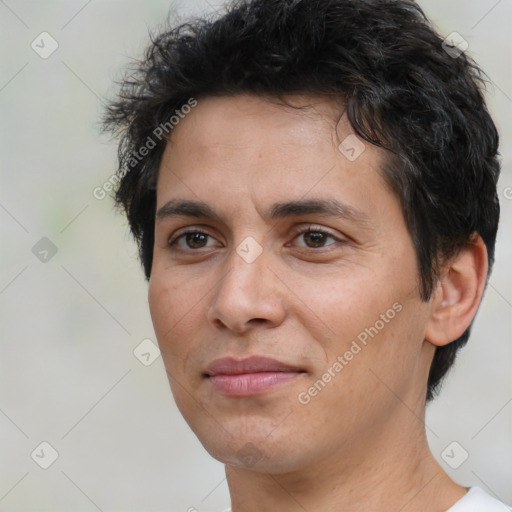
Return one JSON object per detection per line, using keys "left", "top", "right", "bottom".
{"left": 446, "top": 487, "right": 512, "bottom": 512}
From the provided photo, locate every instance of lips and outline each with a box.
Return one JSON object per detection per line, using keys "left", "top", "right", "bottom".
{"left": 205, "top": 356, "right": 303, "bottom": 376}
{"left": 204, "top": 356, "right": 305, "bottom": 396}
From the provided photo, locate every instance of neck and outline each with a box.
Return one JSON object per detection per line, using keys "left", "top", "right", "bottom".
{"left": 225, "top": 405, "right": 466, "bottom": 512}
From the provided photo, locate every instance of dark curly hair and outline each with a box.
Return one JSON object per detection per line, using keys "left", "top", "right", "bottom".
{"left": 103, "top": 0, "right": 500, "bottom": 401}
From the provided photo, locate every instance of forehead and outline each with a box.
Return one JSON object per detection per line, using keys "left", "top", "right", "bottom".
{"left": 165, "top": 94, "right": 350, "bottom": 155}
{"left": 156, "top": 94, "right": 392, "bottom": 217}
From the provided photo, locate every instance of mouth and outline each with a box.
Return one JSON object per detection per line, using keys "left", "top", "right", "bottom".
{"left": 204, "top": 356, "right": 306, "bottom": 397}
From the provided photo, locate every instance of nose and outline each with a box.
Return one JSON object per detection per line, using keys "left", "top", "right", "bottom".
{"left": 206, "top": 242, "right": 287, "bottom": 334}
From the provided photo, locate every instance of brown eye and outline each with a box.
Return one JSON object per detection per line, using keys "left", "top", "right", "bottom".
{"left": 169, "top": 230, "right": 217, "bottom": 250}
{"left": 292, "top": 228, "right": 339, "bottom": 248}
{"left": 303, "top": 231, "right": 330, "bottom": 248}
{"left": 185, "top": 232, "right": 209, "bottom": 248}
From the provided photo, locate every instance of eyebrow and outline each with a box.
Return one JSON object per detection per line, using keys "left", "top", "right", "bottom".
{"left": 156, "top": 198, "right": 371, "bottom": 227}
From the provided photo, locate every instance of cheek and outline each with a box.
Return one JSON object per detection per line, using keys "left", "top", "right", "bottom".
{"left": 294, "top": 300, "right": 428, "bottom": 445}
{"left": 287, "top": 268, "right": 390, "bottom": 351}
{"left": 148, "top": 271, "right": 202, "bottom": 356}
{"left": 148, "top": 275, "right": 175, "bottom": 336}
{"left": 325, "top": 296, "right": 430, "bottom": 413}
{"left": 294, "top": 254, "right": 426, "bottom": 387}
{"left": 148, "top": 272, "right": 206, "bottom": 410}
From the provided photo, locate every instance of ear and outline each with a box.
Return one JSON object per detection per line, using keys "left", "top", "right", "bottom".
{"left": 425, "top": 234, "right": 488, "bottom": 347}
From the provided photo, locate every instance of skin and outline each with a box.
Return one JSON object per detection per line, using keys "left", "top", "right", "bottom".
{"left": 148, "top": 94, "right": 488, "bottom": 511}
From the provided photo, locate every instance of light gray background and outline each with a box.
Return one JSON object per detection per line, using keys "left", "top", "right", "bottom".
{"left": 1, "top": 1, "right": 511, "bottom": 511}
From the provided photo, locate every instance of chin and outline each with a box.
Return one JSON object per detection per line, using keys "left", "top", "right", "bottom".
{"left": 188, "top": 415, "right": 309, "bottom": 473}
{"left": 207, "top": 440, "right": 306, "bottom": 474}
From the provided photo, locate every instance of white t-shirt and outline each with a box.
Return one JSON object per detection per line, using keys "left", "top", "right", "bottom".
{"left": 445, "top": 487, "right": 512, "bottom": 511}
{"left": 222, "top": 487, "right": 512, "bottom": 511}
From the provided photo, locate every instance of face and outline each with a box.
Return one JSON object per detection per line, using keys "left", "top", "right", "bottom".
{"left": 149, "top": 94, "right": 434, "bottom": 473}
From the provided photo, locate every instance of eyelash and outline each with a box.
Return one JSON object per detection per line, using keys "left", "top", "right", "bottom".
{"left": 168, "top": 225, "right": 342, "bottom": 250}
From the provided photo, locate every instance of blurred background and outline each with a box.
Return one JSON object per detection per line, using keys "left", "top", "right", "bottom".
{"left": 0, "top": 1, "right": 510, "bottom": 510}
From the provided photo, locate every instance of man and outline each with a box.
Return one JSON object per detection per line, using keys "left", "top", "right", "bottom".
{"left": 104, "top": 0, "right": 510, "bottom": 510}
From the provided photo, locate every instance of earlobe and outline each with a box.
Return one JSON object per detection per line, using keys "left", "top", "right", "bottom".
{"left": 425, "top": 234, "right": 488, "bottom": 347}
